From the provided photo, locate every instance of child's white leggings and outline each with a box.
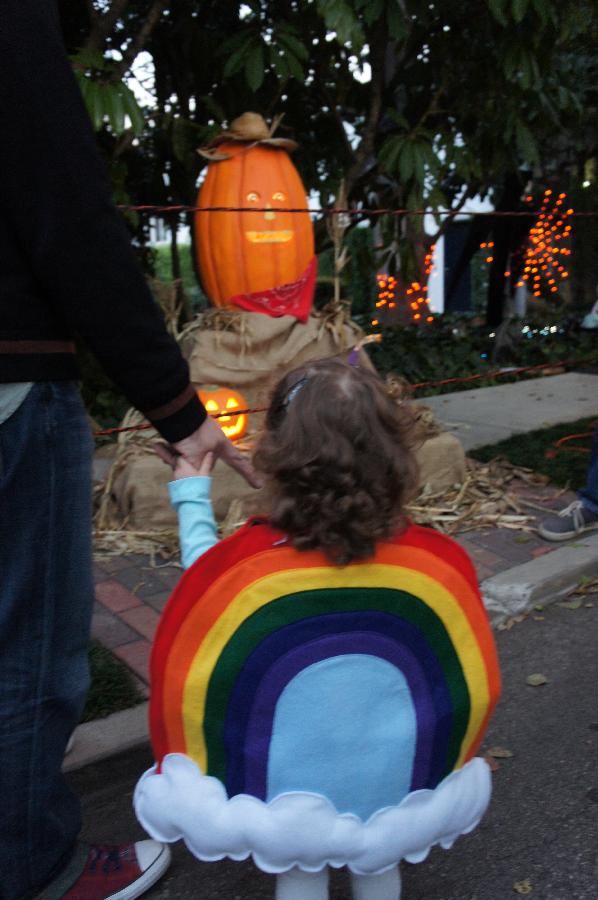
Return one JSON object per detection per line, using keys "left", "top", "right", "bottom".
{"left": 275, "top": 865, "right": 401, "bottom": 900}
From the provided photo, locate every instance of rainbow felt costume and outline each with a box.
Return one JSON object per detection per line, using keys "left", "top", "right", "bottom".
{"left": 135, "top": 517, "right": 500, "bottom": 875}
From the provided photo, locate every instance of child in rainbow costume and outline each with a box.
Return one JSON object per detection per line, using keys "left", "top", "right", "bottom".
{"left": 134, "top": 358, "right": 501, "bottom": 900}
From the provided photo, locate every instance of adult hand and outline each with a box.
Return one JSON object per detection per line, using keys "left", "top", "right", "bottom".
{"left": 153, "top": 445, "right": 214, "bottom": 481}
{"left": 172, "top": 415, "right": 262, "bottom": 488}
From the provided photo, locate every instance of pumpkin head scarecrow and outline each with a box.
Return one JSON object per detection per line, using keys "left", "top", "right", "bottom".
{"left": 194, "top": 113, "right": 316, "bottom": 322}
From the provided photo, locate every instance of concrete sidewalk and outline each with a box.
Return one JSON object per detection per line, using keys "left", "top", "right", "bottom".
{"left": 69, "top": 372, "right": 598, "bottom": 772}
{"left": 423, "top": 371, "right": 598, "bottom": 450}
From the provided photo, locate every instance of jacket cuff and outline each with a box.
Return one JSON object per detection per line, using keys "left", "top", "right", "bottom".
{"left": 146, "top": 387, "right": 207, "bottom": 443}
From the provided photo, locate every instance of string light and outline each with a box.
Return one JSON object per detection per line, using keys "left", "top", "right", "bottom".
{"left": 515, "top": 190, "right": 574, "bottom": 298}
{"left": 372, "top": 243, "right": 436, "bottom": 327}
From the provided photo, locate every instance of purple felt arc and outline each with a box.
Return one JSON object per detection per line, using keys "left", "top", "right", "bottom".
{"left": 223, "top": 611, "right": 452, "bottom": 798}
{"left": 242, "top": 631, "right": 434, "bottom": 800}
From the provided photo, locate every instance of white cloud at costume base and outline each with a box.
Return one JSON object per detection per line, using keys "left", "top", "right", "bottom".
{"left": 134, "top": 753, "right": 492, "bottom": 875}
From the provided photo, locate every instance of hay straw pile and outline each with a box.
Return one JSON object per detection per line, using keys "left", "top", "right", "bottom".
{"left": 93, "top": 449, "right": 541, "bottom": 563}
{"left": 407, "top": 456, "right": 539, "bottom": 535}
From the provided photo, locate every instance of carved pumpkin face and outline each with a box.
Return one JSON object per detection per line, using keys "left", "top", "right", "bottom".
{"left": 198, "top": 385, "right": 248, "bottom": 441}
{"left": 194, "top": 143, "right": 314, "bottom": 307}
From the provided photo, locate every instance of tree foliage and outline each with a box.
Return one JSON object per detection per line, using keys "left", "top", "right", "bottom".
{"left": 58, "top": 0, "right": 598, "bottom": 312}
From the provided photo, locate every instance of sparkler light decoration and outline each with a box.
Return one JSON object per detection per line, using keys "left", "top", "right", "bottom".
{"left": 515, "top": 190, "right": 572, "bottom": 298}
{"left": 477, "top": 191, "right": 572, "bottom": 301}
{"left": 373, "top": 245, "right": 436, "bottom": 328}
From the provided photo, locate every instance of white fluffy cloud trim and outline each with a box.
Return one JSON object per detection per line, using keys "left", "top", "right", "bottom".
{"left": 134, "top": 754, "right": 491, "bottom": 875}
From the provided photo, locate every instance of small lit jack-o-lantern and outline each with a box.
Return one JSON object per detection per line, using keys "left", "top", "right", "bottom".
{"left": 194, "top": 113, "right": 315, "bottom": 320}
{"left": 198, "top": 385, "right": 248, "bottom": 441}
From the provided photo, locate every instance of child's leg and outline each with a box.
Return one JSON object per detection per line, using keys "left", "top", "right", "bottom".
{"left": 350, "top": 865, "right": 401, "bottom": 900}
{"left": 275, "top": 866, "right": 329, "bottom": 900}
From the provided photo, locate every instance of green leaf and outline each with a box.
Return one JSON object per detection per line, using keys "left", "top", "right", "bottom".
{"left": 412, "top": 142, "right": 427, "bottom": 187}
{"left": 399, "top": 141, "right": 415, "bottom": 182}
{"left": 531, "top": 0, "right": 548, "bottom": 22}
{"left": 360, "top": 0, "right": 384, "bottom": 26}
{"left": 378, "top": 135, "right": 404, "bottom": 173}
{"left": 387, "top": 110, "right": 409, "bottom": 131}
{"left": 277, "top": 31, "right": 309, "bottom": 62}
{"left": 79, "top": 77, "right": 104, "bottom": 131}
{"left": 515, "top": 119, "right": 539, "bottom": 164}
{"left": 270, "top": 48, "right": 290, "bottom": 79}
{"left": 488, "top": 0, "right": 508, "bottom": 26}
{"left": 120, "top": 83, "right": 145, "bottom": 135}
{"left": 105, "top": 84, "right": 126, "bottom": 135}
{"left": 512, "top": 0, "right": 529, "bottom": 23}
{"left": 71, "top": 48, "right": 106, "bottom": 72}
{"left": 223, "top": 44, "right": 250, "bottom": 79}
{"left": 284, "top": 51, "right": 305, "bottom": 82}
{"left": 316, "top": 0, "right": 365, "bottom": 48}
{"left": 503, "top": 45, "right": 522, "bottom": 81}
{"left": 387, "top": 1, "right": 409, "bottom": 40}
{"left": 219, "top": 29, "right": 256, "bottom": 55}
{"left": 245, "top": 43, "right": 265, "bottom": 91}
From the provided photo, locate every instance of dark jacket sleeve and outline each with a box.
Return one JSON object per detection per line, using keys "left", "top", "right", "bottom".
{"left": 0, "top": 0, "right": 206, "bottom": 442}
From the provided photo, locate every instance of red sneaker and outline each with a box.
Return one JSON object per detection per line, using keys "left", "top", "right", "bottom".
{"left": 61, "top": 841, "right": 171, "bottom": 899}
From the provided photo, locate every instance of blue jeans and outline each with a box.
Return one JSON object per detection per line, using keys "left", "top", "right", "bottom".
{"left": 579, "top": 420, "right": 598, "bottom": 515}
{"left": 0, "top": 382, "right": 94, "bottom": 900}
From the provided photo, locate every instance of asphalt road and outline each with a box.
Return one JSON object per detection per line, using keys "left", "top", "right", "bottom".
{"left": 69, "top": 599, "right": 598, "bottom": 899}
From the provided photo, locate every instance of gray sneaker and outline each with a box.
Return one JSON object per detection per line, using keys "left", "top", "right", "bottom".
{"left": 538, "top": 500, "right": 598, "bottom": 541}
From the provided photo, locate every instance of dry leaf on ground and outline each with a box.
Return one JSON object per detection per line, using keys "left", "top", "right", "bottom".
{"left": 482, "top": 753, "right": 500, "bottom": 772}
{"left": 486, "top": 746, "right": 514, "bottom": 759}
{"left": 557, "top": 597, "right": 583, "bottom": 610}
{"left": 497, "top": 613, "right": 528, "bottom": 631}
{"left": 526, "top": 673, "right": 549, "bottom": 686}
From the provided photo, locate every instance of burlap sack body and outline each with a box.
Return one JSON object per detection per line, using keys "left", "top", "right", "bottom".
{"left": 107, "top": 310, "right": 465, "bottom": 532}
{"left": 184, "top": 308, "right": 364, "bottom": 427}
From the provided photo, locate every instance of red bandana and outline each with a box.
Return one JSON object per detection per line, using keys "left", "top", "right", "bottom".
{"left": 229, "top": 256, "right": 317, "bottom": 323}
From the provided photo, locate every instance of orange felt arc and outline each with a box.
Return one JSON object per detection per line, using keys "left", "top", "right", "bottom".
{"left": 194, "top": 143, "right": 314, "bottom": 307}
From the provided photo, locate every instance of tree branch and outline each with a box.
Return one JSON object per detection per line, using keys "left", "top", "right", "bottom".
{"left": 111, "top": 0, "right": 167, "bottom": 80}
{"left": 344, "top": 22, "right": 388, "bottom": 198}
{"left": 85, "top": 0, "right": 99, "bottom": 26}
{"left": 85, "top": 0, "right": 130, "bottom": 52}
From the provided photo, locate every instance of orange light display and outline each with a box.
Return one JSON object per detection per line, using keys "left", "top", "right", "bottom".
{"left": 515, "top": 190, "right": 573, "bottom": 298}
{"left": 198, "top": 386, "right": 248, "bottom": 441}
{"left": 373, "top": 244, "right": 436, "bottom": 328}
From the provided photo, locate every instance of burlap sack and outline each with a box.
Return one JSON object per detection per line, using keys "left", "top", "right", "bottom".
{"left": 416, "top": 431, "right": 467, "bottom": 492}
{"left": 110, "top": 453, "right": 260, "bottom": 530}
{"left": 106, "top": 419, "right": 466, "bottom": 532}
{"left": 104, "top": 308, "right": 466, "bottom": 532}
{"left": 184, "top": 307, "right": 364, "bottom": 431}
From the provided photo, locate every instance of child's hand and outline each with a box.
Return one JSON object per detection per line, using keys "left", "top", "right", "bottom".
{"left": 154, "top": 443, "right": 214, "bottom": 480}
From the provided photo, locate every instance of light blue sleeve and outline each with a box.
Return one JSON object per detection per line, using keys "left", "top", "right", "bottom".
{"left": 168, "top": 476, "right": 219, "bottom": 570}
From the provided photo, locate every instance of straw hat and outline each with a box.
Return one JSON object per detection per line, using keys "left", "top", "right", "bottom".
{"left": 198, "top": 112, "right": 297, "bottom": 160}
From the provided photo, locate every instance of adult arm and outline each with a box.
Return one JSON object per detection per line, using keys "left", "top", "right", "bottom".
{"left": 0, "top": 1, "right": 204, "bottom": 442}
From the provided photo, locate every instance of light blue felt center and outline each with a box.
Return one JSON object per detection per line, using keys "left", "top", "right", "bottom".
{"left": 266, "top": 654, "right": 417, "bottom": 819}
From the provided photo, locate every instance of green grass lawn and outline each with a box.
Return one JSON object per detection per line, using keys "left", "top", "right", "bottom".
{"left": 469, "top": 416, "right": 596, "bottom": 489}
{"left": 82, "top": 640, "right": 145, "bottom": 722}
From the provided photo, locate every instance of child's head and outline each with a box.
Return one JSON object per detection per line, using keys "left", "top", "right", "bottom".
{"left": 253, "top": 357, "right": 419, "bottom": 565}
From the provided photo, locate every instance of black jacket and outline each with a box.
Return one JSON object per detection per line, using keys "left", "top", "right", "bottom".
{"left": 0, "top": 1, "right": 205, "bottom": 442}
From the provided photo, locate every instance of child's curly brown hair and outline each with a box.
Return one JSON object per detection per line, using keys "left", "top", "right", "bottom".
{"left": 253, "top": 357, "right": 420, "bottom": 565}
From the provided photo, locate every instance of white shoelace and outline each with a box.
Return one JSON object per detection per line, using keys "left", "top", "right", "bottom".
{"left": 558, "top": 500, "right": 587, "bottom": 530}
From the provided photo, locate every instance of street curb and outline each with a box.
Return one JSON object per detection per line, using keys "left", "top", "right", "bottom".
{"left": 481, "top": 532, "right": 598, "bottom": 625}
{"left": 63, "top": 702, "right": 149, "bottom": 773}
